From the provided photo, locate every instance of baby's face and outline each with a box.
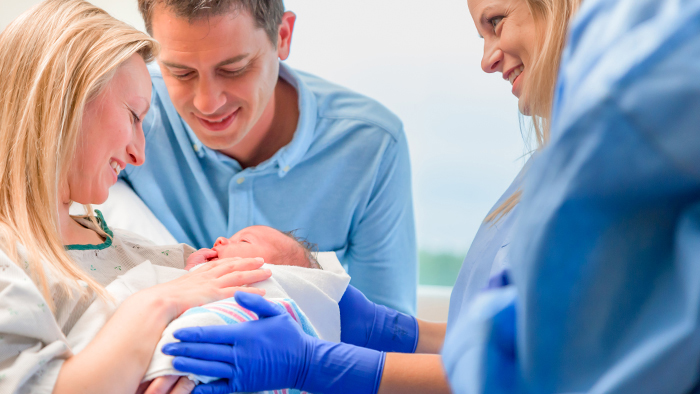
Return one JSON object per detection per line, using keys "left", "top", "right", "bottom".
{"left": 213, "top": 225, "right": 310, "bottom": 268}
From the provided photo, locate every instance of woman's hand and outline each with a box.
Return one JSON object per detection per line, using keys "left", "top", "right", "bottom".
{"left": 138, "top": 257, "right": 272, "bottom": 321}
{"left": 137, "top": 376, "right": 195, "bottom": 394}
{"left": 185, "top": 248, "right": 219, "bottom": 271}
{"left": 162, "top": 292, "right": 385, "bottom": 394}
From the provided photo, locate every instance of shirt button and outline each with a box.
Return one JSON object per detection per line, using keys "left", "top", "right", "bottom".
{"left": 237, "top": 177, "right": 245, "bottom": 184}
{"left": 193, "top": 144, "right": 200, "bottom": 153}
{"left": 283, "top": 166, "right": 290, "bottom": 172}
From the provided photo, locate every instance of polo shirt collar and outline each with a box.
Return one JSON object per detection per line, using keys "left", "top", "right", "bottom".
{"left": 184, "top": 62, "right": 318, "bottom": 177}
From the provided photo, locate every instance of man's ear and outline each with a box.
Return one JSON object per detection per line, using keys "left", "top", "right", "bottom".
{"left": 277, "top": 11, "right": 296, "bottom": 61}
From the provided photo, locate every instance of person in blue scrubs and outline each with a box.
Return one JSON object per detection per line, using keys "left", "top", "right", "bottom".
{"left": 123, "top": 0, "right": 417, "bottom": 313}
{"left": 157, "top": 1, "right": 582, "bottom": 393}
{"left": 442, "top": 0, "right": 700, "bottom": 392}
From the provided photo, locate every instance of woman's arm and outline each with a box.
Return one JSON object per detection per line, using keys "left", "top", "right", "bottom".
{"left": 53, "top": 257, "right": 271, "bottom": 394}
{"left": 378, "top": 353, "right": 451, "bottom": 394}
{"left": 415, "top": 320, "right": 447, "bottom": 354}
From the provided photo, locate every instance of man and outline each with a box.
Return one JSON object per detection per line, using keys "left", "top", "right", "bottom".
{"left": 122, "top": 0, "right": 417, "bottom": 313}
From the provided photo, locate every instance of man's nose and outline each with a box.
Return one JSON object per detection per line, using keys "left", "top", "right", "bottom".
{"left": 193, "top": 75, "right": 226, "bottom": 116}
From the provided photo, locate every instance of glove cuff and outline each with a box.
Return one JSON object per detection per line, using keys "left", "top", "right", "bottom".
{"left": 367, "top": 305, "right": 419, "bottom": 353}
{"left": 301, "top": 342, "right": 385, "bottom": 394}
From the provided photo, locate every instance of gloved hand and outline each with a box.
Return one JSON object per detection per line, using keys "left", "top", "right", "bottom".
{"left": 339, "top": 285, "right": 419, "bottom": 353}
{"left": 162, "top": 292, "right": 385, "bottom": 394}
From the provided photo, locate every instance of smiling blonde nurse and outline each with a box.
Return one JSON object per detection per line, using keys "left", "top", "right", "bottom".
{"left": 160, "top": 1, "right": 580, "bottom": 394}
{"left": 0, "top": 1, "right": 271, "bottom": 393}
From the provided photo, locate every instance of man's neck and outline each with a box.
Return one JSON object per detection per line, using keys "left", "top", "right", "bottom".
{"left": 219, "top": 77, "right": 299, "bottom": 169}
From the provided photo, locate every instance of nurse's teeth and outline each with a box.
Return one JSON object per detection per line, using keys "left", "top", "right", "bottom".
{"left": 509, "top": 65, "right": 524, "bottom": 85}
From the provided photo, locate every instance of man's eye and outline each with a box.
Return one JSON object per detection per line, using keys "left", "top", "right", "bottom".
{"left": 221, "top": 68, "right": 245, "bottom": 77}
{"left": 172, "top": 71, "right": 194, "bottom": 80}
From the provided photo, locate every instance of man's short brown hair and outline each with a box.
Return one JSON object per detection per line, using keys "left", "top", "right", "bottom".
{"left": 138, "top": 0, "right": 285, "bottom": 45}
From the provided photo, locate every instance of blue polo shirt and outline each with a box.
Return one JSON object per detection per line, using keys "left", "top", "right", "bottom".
{"left": 121, "top": 62, "right": 417, "bottom": 314}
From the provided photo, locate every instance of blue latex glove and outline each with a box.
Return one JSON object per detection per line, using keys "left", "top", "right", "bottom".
{"left": 162, "top": 292, "right": 386, "bottom": 394}
{"left": 339, "top": 285, "right": 418, "bottom": 353}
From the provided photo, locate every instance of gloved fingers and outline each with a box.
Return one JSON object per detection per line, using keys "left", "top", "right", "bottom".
{"left": 171, "top": 356, "right": 234, "bottom": 378}
{"left": 173, "top": 323, "right": 265, "bottom": 344}
{"left": 234, "top": 291, "right": 285, "bottom": 318}
{"left": 162, "top": 342, "right": 233, "bottom": 363}
{"left": 192, "top": 379, "right": 232, "bottom": 394}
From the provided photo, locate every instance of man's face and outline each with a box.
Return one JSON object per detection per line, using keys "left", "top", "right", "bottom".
{"left": 151, "top": 6, "right": 282, "bottom": 151}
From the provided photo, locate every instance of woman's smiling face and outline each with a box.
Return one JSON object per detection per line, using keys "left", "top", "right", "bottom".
{"left": 67, "top": 54, "right": 151, "bottom": 205}
{"left": 468, "top": 0, "right": 538, "bottom": 114}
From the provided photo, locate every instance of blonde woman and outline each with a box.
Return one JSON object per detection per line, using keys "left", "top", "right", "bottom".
{"left": 0, "top": 1, "right": 271, "bottom": 393}
{"left": 159, "top": 1, "right": 581, "bottom": 394}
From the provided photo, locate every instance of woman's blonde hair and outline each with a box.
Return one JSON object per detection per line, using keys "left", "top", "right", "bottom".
{"left": 484, "top": 0, "right": 580, "bottom": 223}
{"left": 0, "top": 0, "right": 158, "bottom": 308}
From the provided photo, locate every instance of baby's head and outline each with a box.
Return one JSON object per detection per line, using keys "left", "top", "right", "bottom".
{"left": 213, "top": 225, "right": 320, "bottom": 269}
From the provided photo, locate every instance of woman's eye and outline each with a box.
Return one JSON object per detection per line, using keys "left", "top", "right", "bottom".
{"left": 130, "top": 110, "right": 141, "bottom": 124}
{"left": 489, "top": 16, "right": 504, "bottom": 32}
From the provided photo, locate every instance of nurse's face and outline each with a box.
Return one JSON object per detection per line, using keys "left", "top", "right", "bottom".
{"left": 468, "top": 0, "right": 537, "bottom": 114}
{"left": 67, "top": 54, "right": 150, "bottom": 205}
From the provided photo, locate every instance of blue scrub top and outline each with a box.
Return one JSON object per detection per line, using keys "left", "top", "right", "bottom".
{"left": 442, "top": 0, "right": 700, "bottom": 392}
{"left": 446, "top": 158, "right": 530, "bottom": 334}
{"left": 121, "top": 62, "right": 417, "bottom": 314}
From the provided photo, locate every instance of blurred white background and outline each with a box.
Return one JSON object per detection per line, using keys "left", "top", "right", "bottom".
{"left": 1, "top": 1, "right": 527, "bottom": 299}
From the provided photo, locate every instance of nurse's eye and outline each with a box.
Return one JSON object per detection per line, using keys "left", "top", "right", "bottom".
{"left": 488, "top": 15, "right": 504, "bottom": 33}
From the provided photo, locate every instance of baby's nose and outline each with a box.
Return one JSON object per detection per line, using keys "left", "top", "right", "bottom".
{"left": 214, "top": 237, "right": 230, "bottom": 247}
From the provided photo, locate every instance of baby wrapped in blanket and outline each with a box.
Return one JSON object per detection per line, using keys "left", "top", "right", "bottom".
{"left": 67, "top": 225, "right": 350, "bottom": 393}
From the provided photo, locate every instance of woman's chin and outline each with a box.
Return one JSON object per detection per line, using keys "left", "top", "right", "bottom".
{"left": 518, "top": 98, "right": 532, "bottom": 116}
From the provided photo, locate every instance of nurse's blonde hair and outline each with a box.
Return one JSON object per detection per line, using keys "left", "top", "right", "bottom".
{"left": 0, "top": 0, "right": 158, "bottom": 308}
{"left": 485, "top": 0, "right": 580, "bottom": 223}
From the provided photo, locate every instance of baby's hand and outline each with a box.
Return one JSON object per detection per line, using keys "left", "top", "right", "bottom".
{"left": 185, "top": 248, "right": 218, "bottom": 271}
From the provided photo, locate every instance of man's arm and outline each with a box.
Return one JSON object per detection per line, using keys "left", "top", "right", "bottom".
{"left": 345, "top": 130, "right": 418, "bottom": 314}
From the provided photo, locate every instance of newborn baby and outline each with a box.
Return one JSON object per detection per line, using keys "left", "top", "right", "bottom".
{"left": 186, "top": 225, "right": 321, "bottom": 271}
{"left": 66, "top": 224, "right": 350, "bottom": 394}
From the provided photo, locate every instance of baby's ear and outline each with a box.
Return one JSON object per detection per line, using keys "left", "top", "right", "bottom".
{"left": 214, "top": 237, "right": 230, "bottom": 247}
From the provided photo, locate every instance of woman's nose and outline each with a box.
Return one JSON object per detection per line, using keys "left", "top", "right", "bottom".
{"left": 193, "top": 75, "right": 226, "bottom": 116}
{"left": 126, "top": 125, "right": 146, "bottom": 167}
{"left": 481, "top": 44, "right": 503, "bottom": 74}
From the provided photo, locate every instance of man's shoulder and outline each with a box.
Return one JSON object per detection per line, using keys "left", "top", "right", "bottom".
{"left": 295, "top": 69, "right": 404, "bottom": 142}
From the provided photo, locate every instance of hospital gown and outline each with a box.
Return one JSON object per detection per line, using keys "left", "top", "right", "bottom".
{"left": 0, "top": 211, "right": 191, "bottom": 393}
{"left": 442, "top": 0, "right": 700, "bottom": 392}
